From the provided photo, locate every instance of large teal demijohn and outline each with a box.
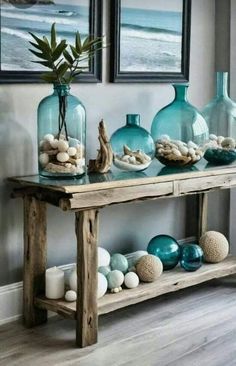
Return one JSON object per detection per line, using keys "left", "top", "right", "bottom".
{"left": 38, "top": 84, "right": 86, "bottom": 178}
{"left": 151, "top": 84, "right": 209, "bottom": 167}
{"left": 202, "top": 72, "right": 236, "bottom": 165}
{"left": 110, "top": 114, "right": 155, "bottom": 171}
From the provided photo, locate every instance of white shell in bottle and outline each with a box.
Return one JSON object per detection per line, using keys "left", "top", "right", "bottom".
{"left": 57, "top": 152, "right": 69, "bottom": 163}
{"left": 58, "top": 140, "right": 69, "bottom": 152}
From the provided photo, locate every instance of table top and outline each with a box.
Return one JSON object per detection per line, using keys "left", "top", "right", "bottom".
{"left": 9, "top": 160, "right": 236, "bottom": 194}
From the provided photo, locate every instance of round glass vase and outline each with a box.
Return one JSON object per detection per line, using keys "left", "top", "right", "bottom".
{"left": 151, "top": 84, "right": 209, "bottom": 167}
{"left": 202, "top": 72, "right": 236, "bottom": 165}
{"left": 38, "top": 84, "right": 86, "bottom": 178}
{"left": 110, "top": 114, "right": 155, "bottom": 172}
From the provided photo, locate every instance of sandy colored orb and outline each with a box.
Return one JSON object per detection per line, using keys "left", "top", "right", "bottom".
{"left": 199, "top": 231, "right": 229, "bottom": 263}
{"left": 136, "top": 255, "right": 163, "bottom": 282}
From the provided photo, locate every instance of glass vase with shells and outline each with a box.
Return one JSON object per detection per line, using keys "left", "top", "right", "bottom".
{"left": 151, "top": 84, "right": 209, "bottom": 167}
{"left": 29, "top": 23, "right": 103, "bottom": 178}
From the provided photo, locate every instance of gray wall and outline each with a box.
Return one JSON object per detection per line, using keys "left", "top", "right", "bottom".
{"left": 0, "top": 0, "right": 216, "bottom": 286}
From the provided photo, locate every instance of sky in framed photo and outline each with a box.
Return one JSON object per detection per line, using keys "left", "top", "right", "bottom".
{"left": 0, "top": 0, "right": 90, "bottom": 71}
{"left": 120, "top": 0, "right": 183, "bottom": 73}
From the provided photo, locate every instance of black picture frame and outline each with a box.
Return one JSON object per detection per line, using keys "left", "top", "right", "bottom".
{"left": 0, "top": 0, "right": 102, "bottom": 84}
{"left": 110, "top": 0, "right": 191, "bottom": 83}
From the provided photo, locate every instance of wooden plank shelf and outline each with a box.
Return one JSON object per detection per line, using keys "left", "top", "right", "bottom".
{"left": 35, "top": 257, "right": 236, "bottom": 320}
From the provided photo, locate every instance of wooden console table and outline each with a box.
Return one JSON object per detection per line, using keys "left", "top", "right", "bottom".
{"left": 8, "top": 160, "right": 236, "bottom": 348}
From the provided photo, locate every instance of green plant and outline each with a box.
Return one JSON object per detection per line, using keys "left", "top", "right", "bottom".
{"left": 29, "top": 23, "right": 103, "bottom": 84}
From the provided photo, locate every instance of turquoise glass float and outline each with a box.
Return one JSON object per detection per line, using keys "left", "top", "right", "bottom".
{"left": 180, "top": 244, "right": 203, "bottom": 272}
{"left": 202, "top": 72, "right": 236, "bottom": 165}
{"left": 38, "top": 84, "right": 86, "bottom": 178}
{"left": 147, "top": 234, "right": 180, "bottom": 270}
{"left": 110, "top": 114, "right": 155, "bottom": 171}
{"left": 151, "top": 84, "right": 209, "bottom": 167}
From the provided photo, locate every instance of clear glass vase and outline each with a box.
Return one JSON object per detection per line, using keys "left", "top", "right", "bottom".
{"left": 38, "top": 84, "right": 86, "bottom": 178}
{"left": 151, "top": 84, "right": 209, "bottom": 167}
{"left": 202, "top": 72, "right": 236, "bottom": 165}
{"left": 110, "top": 114, "right": 155, "bottom": 171}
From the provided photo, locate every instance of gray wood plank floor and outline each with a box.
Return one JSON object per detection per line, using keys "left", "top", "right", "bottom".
{"left": 1, "top": 277, "right": 236, "bottom": 366}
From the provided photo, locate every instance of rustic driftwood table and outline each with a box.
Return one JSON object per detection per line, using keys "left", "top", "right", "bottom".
{"left": 8, "top": 161, "right": 236, "bottom": 348}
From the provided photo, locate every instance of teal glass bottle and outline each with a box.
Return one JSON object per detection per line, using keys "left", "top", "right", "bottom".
{"left": 202, "top": 72, "right": 236, "bottom": 165}
{"left": 151, "top": 84, "right": 209, "bottom": 167}
{"left": 147, "top": 234, "right": 180, "bottom": 270}
{"left": 180, "top": 244, "right": 203, "bottom": 272}
{"left": 38, "top": 84, "right": 86, "bottom": 178}
{"left": 110, "top": 114, "right": 155, "bottom": 171}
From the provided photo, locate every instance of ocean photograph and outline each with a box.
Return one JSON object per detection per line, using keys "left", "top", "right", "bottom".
{"left": 0, "top": 0, "right": 89, "bottom": 71}
{"left": 120, "top": 0, "right": 183, "bottom": 73}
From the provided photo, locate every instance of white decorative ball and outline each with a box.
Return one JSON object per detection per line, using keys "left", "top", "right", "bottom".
{"left": 57, "top": 152, "right": 69, "bottom": 163}
{"left": 50, "top": 139, "right": 59, "bottom": 149}
{"left": 58, "top": 140, "right": 69, "bottom": 152}
{"left": 69, "top": 267, "right": 77, "bottom": 292}
{"left": 98, "top": 272, "right": 108, "bottom": 299}
{"left": 98, "top": 247, "right": 110, "bottom": 267}
{"left": 124, "top": 272, "right": 139, "bottom": 289}
{"left": 65, "top": 290, "right": 77, "bottom": 302}
{"left": 44, "top": 134, "right": 54, "bottom": 143}
{"left": 39, "top": 153, "right": 49, "bottom": 167}
{"left": 68, "top": 147, "right": 77, "bottom": 157}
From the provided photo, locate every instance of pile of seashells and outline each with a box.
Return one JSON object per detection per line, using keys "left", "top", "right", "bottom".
{"left": 39, "top": 134, "right": 85, "bottom": 175}
{"left": 204, "top": 134, "right": 236, "bottom": 164}
{"left": 155, "top": 135, "right": 204, "bottom": 167}
{"left": 113, "top": 145, "right": 152, "bottom": 171}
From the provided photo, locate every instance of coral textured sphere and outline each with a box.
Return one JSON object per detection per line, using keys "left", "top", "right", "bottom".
{"left": 110, "top": 253, "right": 128, "bottom": 274}
{"left": 136, "top": 255, "right": 163, "bottom": 282}
{"left": 98, "top": 247, "right": 111, "bottom": 267}
{"left": 124, "top": 272, "right": 139, "bottom": 289}
{"left": 97, "top": 272, "right": 108, "bottom": 299}
{"left": 147, "top": 234, "right": 180, "bottom": 270}
{"left": 180, "top": 244, "right": 203, "bottom": 272}
{"left": 199, "top": 231, "right": 229, "bottom": 263}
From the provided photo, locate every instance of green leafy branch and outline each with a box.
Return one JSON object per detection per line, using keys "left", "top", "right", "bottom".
{"left": 29, "top": 23, "right": 104, "bottom": 84}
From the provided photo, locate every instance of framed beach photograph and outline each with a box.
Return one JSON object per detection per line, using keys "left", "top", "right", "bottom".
{"left": 110, "top": 0, "right": 191, "bottom": 83}
{"left": 0, "top": 0, "right": 102, "bottom": 83}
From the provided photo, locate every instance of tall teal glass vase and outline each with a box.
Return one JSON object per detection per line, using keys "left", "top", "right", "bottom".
{"left": 202, "top": 72, "right": 236, "bottom": 165}
{"left": 38, "top": 84, "right": 86, "bottom": 178}
{"left": 110, "top": 114, "right": 155, "bottom": 171}
{"left": 151, "top": 84, "right": 209, "bottom": 167}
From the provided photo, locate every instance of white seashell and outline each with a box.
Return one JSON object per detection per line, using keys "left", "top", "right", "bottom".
{"left": 121, "top": 155, "right": 130, "bottom": 162}
{"left": 217, "top": 136, "right": 224, "bottom": 145}
{"left": 143, "top": 153, "right": 152, "bottom": 162}
{"left": 39, "top": 153, "right": 49, "bottom": 167}
{"left": 172, "top": 148, "right": 182, "bottom": 157}
{"left": 178, "top": 146, "right": 189, "bottom": 156}
{"left": 158, "top": 148, "right": 164, "bottom": 156}
{"left": 50, "top": 139, "right": 59, "bottom": 149}
{"left": 160, "top": 134, "right": 170, "bottom": 141}
{"left": 172, "top": 140, "right": 184, "bottom": 148}
{"left": 129, "top": 156, "right": 136, "bottom": 164}
{"left": 65, "top": 290, "right": 77, "bottom": 302}
{"left": 209, "top": 134, "right": 218, "bottom": 141}
{"left": 113, "top": 288, "right": 119, "bottom": 293}
{"left": 65, "top": 163, "right": 72, "bottom": 168}
{"left": 44, "top": 134, "right": 54, "bottom": 143}
{"left": 221, "top": 137, "right": 235, "bottom": 149}
{"left": 188, "top": 141, "right": 198, "bottom": 149}
{"left": 57, "top": 152, "right": 69, "bottom": 163}
{"left": 58, "top": 140, "right": 69, "bottom": 152}
{"left": 188, "top": 148, "right": 196, "bottom": 157}
{"left": 68, "top": 147, "right": 77, "bottom": 157}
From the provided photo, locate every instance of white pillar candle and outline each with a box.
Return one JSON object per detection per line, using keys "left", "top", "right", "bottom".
{"left": 45, "top": 267, "right": 65, "bottom": 299}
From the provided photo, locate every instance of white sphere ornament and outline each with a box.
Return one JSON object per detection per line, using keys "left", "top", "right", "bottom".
{"left": 69, "top": 267, "right": 77, "bottom": 292}
{"left": 65, "top": 290, "right": 77, "bottom": 302}
{"left": 98, "top": 247, "right": 110, "bottom": 267}
{"left": 39, "top": 153, "right": 49, "bottom": 167}
{"left": 98, "top": 272, "right": 108, "bottom": 299}
{"left": 57, "top": 152, "right": 69, "bottom": 163}
{"left": 124, "top": 272, "right": 139, "bottom": 289}
{"left": 58, "top": 140, "right": 69, "bottom": 152}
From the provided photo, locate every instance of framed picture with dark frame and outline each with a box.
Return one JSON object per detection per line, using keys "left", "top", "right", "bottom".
{"left": 0, "top": 0, "right": 102, "bottom": 83}
{"left": 110, "top": 0, "right": 191, "bottom": 83}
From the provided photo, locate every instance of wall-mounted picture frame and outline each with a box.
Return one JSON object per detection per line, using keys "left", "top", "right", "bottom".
{"left": 110, "top": 0, "right": 191, "bottom": 83}
{"left": 0, "top": 0, "right": 102, "bottom": 83}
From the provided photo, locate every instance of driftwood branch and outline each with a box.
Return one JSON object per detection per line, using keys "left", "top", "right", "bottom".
{"left": 88, "top": 120, "right": 113, "bottom": 173}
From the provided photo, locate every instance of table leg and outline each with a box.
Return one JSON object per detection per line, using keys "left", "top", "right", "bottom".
{"left": 75, "top": 209, "right": 99, "bottom": 348}
{"left": 23, "top": 196, "right": 47, "bottom": 327}
{"left": 197, "top": 192, "right": 208, "bottom": 240}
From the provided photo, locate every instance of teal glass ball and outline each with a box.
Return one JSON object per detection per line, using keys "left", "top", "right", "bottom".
{"left": 110, "top": 253, "right": 129, "bottom": 274}
{"left": 147, "top": 234, "right": 180, "bottom": 270}
{"left": 180, "top": 244, "right": 203, "bottom": 272}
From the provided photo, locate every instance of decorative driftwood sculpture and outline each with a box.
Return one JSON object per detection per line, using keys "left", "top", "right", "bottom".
{"left": 88, "top": 120, "right": 113, "bottom": 173}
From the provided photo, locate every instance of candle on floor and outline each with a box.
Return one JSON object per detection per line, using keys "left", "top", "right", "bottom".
{"left": 45, "top": 267, "right": 65, "bottom": 299}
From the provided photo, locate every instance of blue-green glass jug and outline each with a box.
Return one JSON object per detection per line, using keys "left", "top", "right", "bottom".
{"left": 110, "top": 114, "right": 155, "bottom": 171}
{"left": 202, "top": 72, "right": 236, "bottom": 165}
{"left": 151, "top": 84, "right": 209, "bottom": 167}
{"left": 38, "top": 84, "right": 86, "bottom": 178}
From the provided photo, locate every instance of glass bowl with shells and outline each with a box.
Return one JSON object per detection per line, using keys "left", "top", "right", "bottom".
{"left": 203, "top": 134, "right": 236, "bottom": 165}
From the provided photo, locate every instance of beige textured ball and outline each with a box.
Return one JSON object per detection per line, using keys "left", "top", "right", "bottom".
{"left": 199, "top": 231, "right": 229, "bottom": 263}
{"left": 136, "top": 255, "right": 163, "bottom": 282}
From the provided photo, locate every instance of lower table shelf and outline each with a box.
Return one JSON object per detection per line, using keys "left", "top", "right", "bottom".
{"left": 35, "top": 257, "right": 236, "bottom": 320}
